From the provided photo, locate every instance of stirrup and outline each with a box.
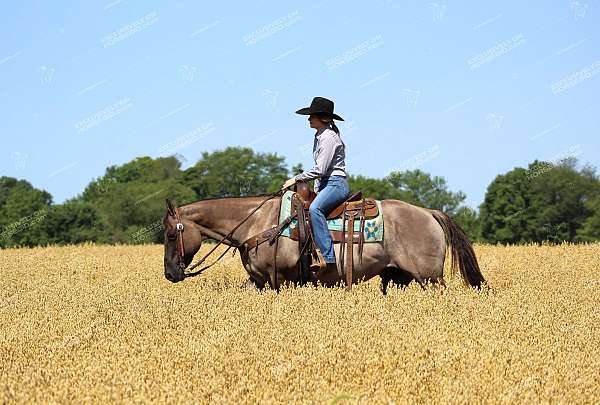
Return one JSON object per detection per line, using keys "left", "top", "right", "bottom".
{"left": 310, "top": 248, "right": 326, "bottom": 273}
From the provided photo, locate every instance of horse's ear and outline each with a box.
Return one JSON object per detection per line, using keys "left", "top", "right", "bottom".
{"left": 165, "top": 198, "right": 176, "bottom": 216}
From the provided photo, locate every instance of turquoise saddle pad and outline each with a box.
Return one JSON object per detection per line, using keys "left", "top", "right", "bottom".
{"left": 278, "top": 190, "right": 384, "bottom": 242}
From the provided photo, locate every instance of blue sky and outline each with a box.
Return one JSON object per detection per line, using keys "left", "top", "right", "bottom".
{"left": 1, "top": 1, "right": 599, "bottom": 208}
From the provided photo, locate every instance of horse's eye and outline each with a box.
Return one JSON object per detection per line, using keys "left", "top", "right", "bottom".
{"left": 167, "top": 232, "right": 176, "bottom": 240}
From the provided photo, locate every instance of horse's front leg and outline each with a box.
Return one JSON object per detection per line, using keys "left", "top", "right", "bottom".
{"left": 239, "top": 247, "right": 270, "bottom": 290}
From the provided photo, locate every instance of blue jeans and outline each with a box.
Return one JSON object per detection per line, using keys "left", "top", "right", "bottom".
{"left": 309, "top": 175, "right": 351, "bottom": 263}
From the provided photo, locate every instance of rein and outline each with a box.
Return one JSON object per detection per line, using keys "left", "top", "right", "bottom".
{"left": 171, "top": 189, "right": 285, "bottom": 279}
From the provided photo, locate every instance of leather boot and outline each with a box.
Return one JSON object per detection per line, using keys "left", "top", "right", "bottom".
{"left": 313, "top": 261, "right": 339, "bottom": 279}
{"left": 326, "top": 262, "right": 339, "bottom": 276}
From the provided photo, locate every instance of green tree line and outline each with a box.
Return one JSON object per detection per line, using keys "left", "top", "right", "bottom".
{"left": 1, "top": 147, "right": 598, "bottom": 247}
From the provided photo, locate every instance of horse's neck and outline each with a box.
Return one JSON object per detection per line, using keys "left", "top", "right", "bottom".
{"left": 181, "top": 197, "right": 279, "bottom": 245}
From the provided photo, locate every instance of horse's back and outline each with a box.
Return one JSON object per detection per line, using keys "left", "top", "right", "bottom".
{"left": 379, "top": 199, "right": 447, "bottom": 275}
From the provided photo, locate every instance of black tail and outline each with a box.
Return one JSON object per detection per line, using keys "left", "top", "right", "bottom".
{"left": 430, "top": 210, "right": 485, "bottom": 288}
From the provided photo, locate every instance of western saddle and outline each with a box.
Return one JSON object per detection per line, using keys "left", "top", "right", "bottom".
{"left": 289, "top": 181, "right": 379, "bottom": 290}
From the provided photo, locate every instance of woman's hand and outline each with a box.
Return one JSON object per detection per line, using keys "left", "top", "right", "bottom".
{"left": 282, "top": 177, "right": 297, "bottom": 190}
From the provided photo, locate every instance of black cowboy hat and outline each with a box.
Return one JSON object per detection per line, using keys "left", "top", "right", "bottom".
{"left": 295, "top": 96, "right": 344, "bottom": 121}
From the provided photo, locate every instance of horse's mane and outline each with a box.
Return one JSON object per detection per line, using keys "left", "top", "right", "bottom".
{"left": 181, "top": 191, "right": 282, "bottom": 207}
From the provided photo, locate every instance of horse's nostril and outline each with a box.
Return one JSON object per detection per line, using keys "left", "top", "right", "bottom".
{"left": 165, "top": 271, "right": 184, "bottom": 283}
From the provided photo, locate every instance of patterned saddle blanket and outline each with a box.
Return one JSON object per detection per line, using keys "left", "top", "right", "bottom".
{"left": 278, "top": 190, "right": 384, "bottom": 242}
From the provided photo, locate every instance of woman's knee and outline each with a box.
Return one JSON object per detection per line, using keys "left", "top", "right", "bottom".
{"left": 309, "top": 203, "right": 324, "bottom": 216}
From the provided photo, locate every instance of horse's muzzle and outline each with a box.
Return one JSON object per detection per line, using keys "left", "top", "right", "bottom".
{"left": 164, "top": 271, "right": 185, "bottom": 283}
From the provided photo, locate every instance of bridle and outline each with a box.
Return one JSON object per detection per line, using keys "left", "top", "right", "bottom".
{"left": 169, "top": 189, "right": 285, "bottom": 278}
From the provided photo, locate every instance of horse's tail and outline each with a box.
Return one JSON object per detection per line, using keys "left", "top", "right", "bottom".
{"left": 430, "top": 209, "right": 485, "bottom": 288}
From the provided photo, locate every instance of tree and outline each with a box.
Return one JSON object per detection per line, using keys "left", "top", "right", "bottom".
{"left": 71, "top": 156, "right": 196, "bottom": 244}
{"left": 0, "top": 177, "right": 115, "bottom": 247}
{"left": 290, "top": 163, "right": 304, "bottom": 177}
{"left": 347, "top": 175, "right": 402, "bottom": 200}
{"left": 77, "top": 156, "right": 184, "bottom": 202}
{"left": 182, "top": 147, "right": 289, "bottom": 198}
{"left": 453, "top": 206, "right": 481, "bottom": 242}
{"left": 577, "top": 195, "right": 600, "bottom": 242}
{"left": 479, "top": 168, "right": 536, "bottom": 244}
{"left": 382, "top": 169, "right": 479, "bottom": 241}
{"left": 41, "top": 202, "right": 112, "bottom": 245}
{"left": 479, "top": 158, "right": 600, "bottom": 244}
{"left": 530, "top": 158, "right": 599, "bottom": 243}
{"left": 386, "top": 169, "right": 467, "bottom": 215}
{"left": 0, "top": 177, "right": 52, "bottom": 248}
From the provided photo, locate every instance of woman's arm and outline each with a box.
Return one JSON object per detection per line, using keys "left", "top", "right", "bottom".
{"left": 294, "top": 132, "right": 339, "bottom": 183}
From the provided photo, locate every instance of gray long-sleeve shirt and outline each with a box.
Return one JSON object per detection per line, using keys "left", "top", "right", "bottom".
{"left": 293, "top": 123, "right": 347, "bottom": 190}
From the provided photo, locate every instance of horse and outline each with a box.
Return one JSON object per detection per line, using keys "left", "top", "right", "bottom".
{"left": 162, "top": 189, "right": 485, "bottom": 293}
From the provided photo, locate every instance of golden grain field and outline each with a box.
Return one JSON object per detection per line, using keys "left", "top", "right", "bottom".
{"left": 1, "top": 243, "right": 599, "bottom": 403}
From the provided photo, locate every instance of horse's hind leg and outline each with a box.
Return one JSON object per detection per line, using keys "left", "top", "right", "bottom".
{"left": 431, "top": 276, "right": 446, "bottom": 288}
{"left": 380, "top": 266, "right": 414, "bottom": 295}
{"left": 420, "top": 275, "right": 447, "bottom": 291}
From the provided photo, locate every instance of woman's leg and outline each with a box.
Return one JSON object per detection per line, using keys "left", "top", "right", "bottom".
{"left": 309, "top": 177, "right": 350, "bottom": 264}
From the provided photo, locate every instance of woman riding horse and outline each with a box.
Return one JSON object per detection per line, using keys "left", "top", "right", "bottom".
{"left": 163, "top": 97, "right": 485, "bottom": 291}
{"left": 282, "top": 97, "right": 351, "bottom": 276}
